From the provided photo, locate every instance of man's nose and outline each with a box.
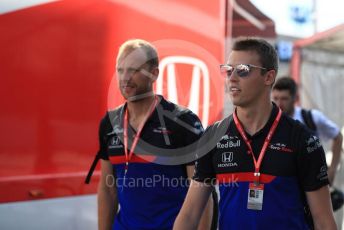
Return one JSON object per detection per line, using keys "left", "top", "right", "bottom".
{"left": 227, "top": 71, "right": 239, "bottom": 81}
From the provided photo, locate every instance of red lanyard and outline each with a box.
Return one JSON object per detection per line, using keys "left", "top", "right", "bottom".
{"left": 233, "top": 107, "right": 282, "bottom": 184}
{"left": 123, "top": 96, "right": 159, "bottom": 169}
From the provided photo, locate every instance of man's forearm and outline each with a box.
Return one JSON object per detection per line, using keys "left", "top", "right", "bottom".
{"left": 329, "top": 133, "right": 343, "bottom": 183}
{"left": 174, "top": 180, "right": 213, "bottom": 230}
{"left": 98, "top": 189, "right": 117, "bottom": 230}
{"left": 197, "top": 195, "right": 214, "bottom": 230}
{"left": 307, "top": 186, "right": 337, "bottom": 230}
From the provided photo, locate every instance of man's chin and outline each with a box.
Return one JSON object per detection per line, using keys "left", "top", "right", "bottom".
{"left": 127, "top": 95, "right": 140, "bottom": 102}
{"left": 120, "top": 90, "right": 138, "bottom": 101}
{"left": 125, "top": 91, "right": 155, "bottom": 102}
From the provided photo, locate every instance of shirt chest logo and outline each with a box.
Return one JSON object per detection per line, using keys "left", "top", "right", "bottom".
{"left": 306, "top": 136, "right": 322, "bottom": 153}
{"left": 222, "top": 151, "right": 233, "bottom": 162}
{"left": 217, "top": 136, "right": 241, "bottom": 149}
{"left": 109, "top": 136, "right": 123, "bottom": 149}
{"left": 152, "top": 126, "right": 173, "bottom": 134}
{"left": 218, "top": 152, "right": 238, "bottom": 168}
{"left": 269, "top": 142, "right": 293, "bottom": 153}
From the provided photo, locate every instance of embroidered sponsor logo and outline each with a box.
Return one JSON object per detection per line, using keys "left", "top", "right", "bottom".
{"left": 109, "top": 136, "right": 123, "bottom": 149}
{"left": 222, "top": 152, "right": 233, "bottom": 162}
{"left": 112, "top": 136, "right": 120, "bottom": 145}
{"left": 153, "top": 127, "right": 173, "bottom": 134}
{"left": 269, "top": 142, "right": 293, "bottom": 152}
{"left": 221, "top": 135, "right": 230, "bottom": 140}
{"left": 108, "top": 125, "right": 123, "bottom": 135}
{"left": 306, "top": 136, "right": 322, "bottom": 153}
{"left": 217, "top": 140, "right": 240, "bottom": 149}
{"left": 220, "top": 135, "right": 240, "bottom": 140}
{"left": 114, "top": 127, "right": 123, "bottom": 134}
{"left": 317, "top": 165, "right": 328, "bottom": 180}
{"left": 306, "top": 136, "right": 319, "bottom": 145}
{"left": 193, "top": 121, "right": 204, "bottom": 133}
{"left": 218, "top": 152, "right": 238, "bottom": 168}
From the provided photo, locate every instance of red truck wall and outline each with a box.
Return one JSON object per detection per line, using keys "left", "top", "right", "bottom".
{"left": 0, "top": 0, "right": 226, "bottom": 202}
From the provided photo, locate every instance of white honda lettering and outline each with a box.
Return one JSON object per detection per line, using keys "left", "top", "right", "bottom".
{"left": 218, "top": 152, "right": 238, "bottom": 168}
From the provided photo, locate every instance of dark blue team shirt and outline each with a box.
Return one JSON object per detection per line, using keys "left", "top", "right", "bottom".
{"left": 194, "top": 103, "right": 329, "bottom": 229}
{"left": 98, "top": 95, "right": 203, "bottom": 229}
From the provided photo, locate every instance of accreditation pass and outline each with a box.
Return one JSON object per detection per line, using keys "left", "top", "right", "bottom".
{"left": 247, "top": 183, "right": 264, "bottom": 210}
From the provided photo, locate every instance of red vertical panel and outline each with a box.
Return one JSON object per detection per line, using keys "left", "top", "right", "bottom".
{"left": 0, "top": 0, "right": 225, "bottom": 202}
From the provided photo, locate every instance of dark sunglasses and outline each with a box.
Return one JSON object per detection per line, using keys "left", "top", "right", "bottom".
{"left": 220, "top": 64, "right": 267, "bottom": 78}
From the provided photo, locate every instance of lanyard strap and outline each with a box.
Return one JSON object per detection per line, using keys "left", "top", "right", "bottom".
{"left": 233, "top": 107, "right": 282, "bottom": 183}
{"left": 123, "top": 96, "right": 159, "bottom": 165}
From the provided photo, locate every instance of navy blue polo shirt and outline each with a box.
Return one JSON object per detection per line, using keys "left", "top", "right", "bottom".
{"left": 98, "top": 95, "right": 203, "bottom": 230}
{"left": 194, "top": 103, "right": 329, "bottom": 230}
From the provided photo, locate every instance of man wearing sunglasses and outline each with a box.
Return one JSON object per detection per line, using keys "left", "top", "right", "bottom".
{"left": 174, "top": 37, "right": 336, "bottom": 229}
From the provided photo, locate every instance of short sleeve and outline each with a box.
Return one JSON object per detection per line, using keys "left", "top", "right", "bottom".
{"left": 175, "top": 111, "right": 204, "bottom": 165}
{"left": 179, "top": 111, "right": 204, "bottom": 146}
{"left": 192, "top": 126, "right": 217, "bottom": 184}
{"left": 296, "top": 125, "right": 329, "bottom": 191}
{"left": 193, "top": 150, "right": 216, "bottom": 184}
{"left": 311, "top": 109, "right": 340, "bottom": 142}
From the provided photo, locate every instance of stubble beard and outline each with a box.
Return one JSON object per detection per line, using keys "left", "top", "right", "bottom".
{"left": 122, "top": 86, "right": 154, "bottom": 102}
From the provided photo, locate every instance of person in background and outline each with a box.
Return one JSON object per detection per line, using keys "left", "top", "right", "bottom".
{"left": 174, "top": 37, "right": 336, "bottom": 230}
{"left": 272, "top": 76, "right": 343, "bottom": 185}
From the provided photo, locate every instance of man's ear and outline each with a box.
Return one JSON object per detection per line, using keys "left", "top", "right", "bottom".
{"left": 141, "top": 67, "right": 159, "bottom": 82}
{"left": 265, "top": 69, "right": 276, "bottom": 86}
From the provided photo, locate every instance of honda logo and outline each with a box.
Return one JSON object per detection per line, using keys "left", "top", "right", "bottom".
{"left": 222, "top": 152, "right": 233, "bottom": 163}
{"left": 156, "top": 56, "right": 210, "bottom": 127}
{"left": 111, "top": 136, "right": 120, "bottom": 145}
